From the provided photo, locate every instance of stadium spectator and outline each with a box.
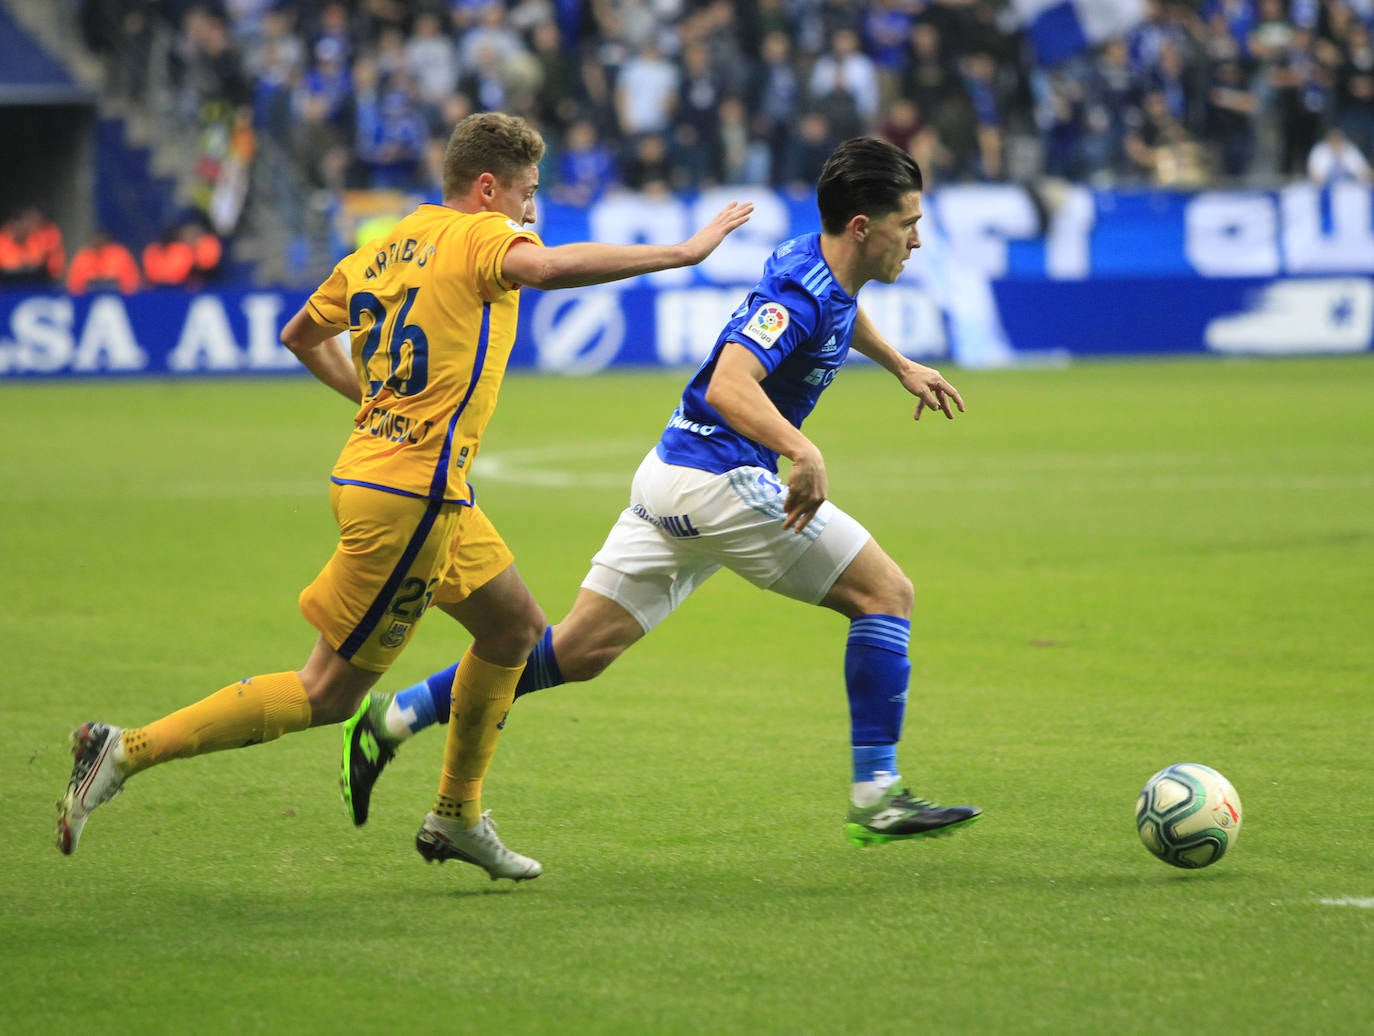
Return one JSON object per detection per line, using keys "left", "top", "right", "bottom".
{"left": 1307, "top": 124, "right": 1374, "bottom": 185}
{"left": 450, "top": 0, "right": 499, "bottom": 36}
{"left": 878, "top": 95, "right": 924, "bottom": 158}
{"left": 371, "top": 25, "right": 409, "bottom": 90}
{"left": 357, "top": 0, "right": 410, "bottom": 40}
{"left": 1143, "top": 36, "right": 1196, "bottom": 130}
{"left": 456, "top": 0, "right": 529, "bottom": 80}
{"left": 862, "top": 0, "right": 916, "bottom": 103}
{"left": 300, "top": 37, "right": 354, "bottom": 134}
{"left": 808, "top": 0, "right": 866, "bottom": 54}
{"left": 1081, "top": 38, "right": 1141, "bottom": 182}
{"left": 142, "top": 218, "right": 224, "bottom": 288}
{"left": 1125, "top": 88, "right": 1209, "bottom": 186}
{"left": 1248, "top": 0, "right": 1301, "bottom": 173}
{"left": 808, "top": 28, "right": 880, "bottom": 131}
{"left": 901, "top": 20, "right": 976, "bottom": 180}
{"left": 963, "top": 50, "right": 1006, "bottom": 181}
{"left": 223, "top": 0, "right": 276, "bottom": 50}
{"left": 615, "top": 38, "right": 678, "bottom": 139}
{"left": 405, "top": 10, "right": 458, "bottom": 109}
{"left": 1036, "top": 65, "right": 1088, "bottom": 182}
{"left": 621, "top": 131, "right": 674, "bottom": 194}
{"left": 1129, "top": 0, "right": 1194, "bottom": 77}
{"left": 590, "top": 0, "right": 674, "bottom": 57}
{"left": 676, "top": 2, "right": 751, "bottom": 98}
{"left": 291, "top": 90, "right": 353, "bottom": 191}
{"left": 527, "top": 20, "right": 583, "bottom": 133}
{"left": 0, "top": 207, "right": 65, "bottom": 287}
{"left": 78, "top": 0, "right": 155, "bottom": 102}
{"left": 717, "top": 94, "right": 771, "bottom": 186}
{"left": 783, "top": 110, "right": 839, "bottom": 192}
{"left": 247, "top": 7, "right": 306, "bottom": 142}
{"left": 308, "top": 0, "right": 354, "bottom": 71}
{"left": 553, "top": 116, "right": 619, "bottom": 205}
{"left": 749, "top": 29, "right": 802, "bottom": 188}
{"left": 1206, "top": 57, "right": 1259, "bottom": 179}
{"left": 1270, "top": 26, "right": 1331, "bottom": 177}
{"left": 66, "top": 230, "right": 140, "bottom": 295}
{"left": 354, "top": 65, "right": 429, "bottom": 189}
{"left": 179, "top": 7, "right": 254, "bottom": 115}
{"left": 671, "top": 40, "right": 726, "bottom": 187}
{"left": 1204, "top": 0, "right": 1258, "bottom": 59}
{"left": 1333, "top": 20, "right": 1374, "bottom": 159}
{"left": 506, "top": 0, "right": 556, "bottom": 40}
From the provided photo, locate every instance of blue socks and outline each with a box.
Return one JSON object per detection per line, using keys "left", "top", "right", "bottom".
{"left": 389, "top": 616, "right": 910, "bottom": 788}
{"left": 517, "top": 625, "right": 564, "bottom": 700}
{"left": 391, "top": 663, "right": 455, "bottom": 735}
{"left": 845, "top": 614, "right": 911, "bottom": 783}
{"left": 391, "top": 626, "right": 563, "bottom": 734}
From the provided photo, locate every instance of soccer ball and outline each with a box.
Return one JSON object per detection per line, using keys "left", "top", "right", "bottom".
{"left": 1135, "top": 763, "right": 1243, "bottom": 869}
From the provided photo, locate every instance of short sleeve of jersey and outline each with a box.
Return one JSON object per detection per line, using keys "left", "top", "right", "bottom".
{"left": 725, "top": 283, "right": 820, "bottom": 375}
{"left": 468, "top": 212, "right": 542, "bottom": 301}
{"left": 306, "top": 262, "right": 350, "bottom": 328}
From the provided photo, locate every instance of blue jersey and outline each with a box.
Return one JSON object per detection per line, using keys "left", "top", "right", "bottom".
{"left": 656, "top": 233, "right": 857, "bottom": 474}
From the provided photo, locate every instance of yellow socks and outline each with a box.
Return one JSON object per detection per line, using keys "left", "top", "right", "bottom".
{"left": 433, "top": 648, "right": 523, "bottom": 828}
{"left": 121, "top": 672, "right": 312, "bottom": 777}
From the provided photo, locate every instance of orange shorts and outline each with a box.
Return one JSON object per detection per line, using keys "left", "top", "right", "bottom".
{"left": 299, "top": 483, "right": 514, "bottom": 672}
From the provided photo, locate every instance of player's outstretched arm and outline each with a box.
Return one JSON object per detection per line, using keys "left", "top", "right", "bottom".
{"left": 850, "top": 306, "right": 964, "bottom": 421}
{"left": 501, "top": 201, "right": 754, "bottom": 291}
{"left": 281, "top": 305, "right": 361, "bottom": 404}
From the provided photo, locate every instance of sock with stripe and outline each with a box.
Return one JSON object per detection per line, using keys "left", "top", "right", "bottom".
{"left": 120, "top": 672, "right": 312, "bottom": 777}
{"left": 384, "top": 625, "right": 562, "bottom": 741}
{"left": 432, "top": 647, "right": 524, "bottom": 829}
{"left": 844, "top": 615, "right": 911, "bottom": 807}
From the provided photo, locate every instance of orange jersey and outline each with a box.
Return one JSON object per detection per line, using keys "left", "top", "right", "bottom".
{"left": 307, "top": 205, "right": 540, "bottom": 503}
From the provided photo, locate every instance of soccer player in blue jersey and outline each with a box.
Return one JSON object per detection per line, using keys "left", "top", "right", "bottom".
{"left": 342, "top": 136, "right": 981, "bottom": 848}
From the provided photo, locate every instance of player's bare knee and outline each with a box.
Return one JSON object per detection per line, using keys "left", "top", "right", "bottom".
{"left": 889, "top": 569, "right": 915, "bottom": 618}
{"left": 476, "top": 610, "right": 545, "bottom": 668}
{"left": 516, "top": 605, "right": 548, "bottom": 656}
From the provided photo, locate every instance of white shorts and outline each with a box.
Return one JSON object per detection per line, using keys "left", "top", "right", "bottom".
{"left": 583, "top": 449, "right": 871, "bottom": 632}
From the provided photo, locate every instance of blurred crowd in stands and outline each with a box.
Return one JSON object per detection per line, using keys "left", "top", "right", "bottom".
{"left": 10, "top": 0, "right": 1374, "bottom": 292}
{"left": 73, "top": 0, "right": 1374, "bottom": 193}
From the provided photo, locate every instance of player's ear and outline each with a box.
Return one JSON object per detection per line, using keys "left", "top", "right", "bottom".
{"left": 850, "top": 215, "right": 869, "bottom": 242}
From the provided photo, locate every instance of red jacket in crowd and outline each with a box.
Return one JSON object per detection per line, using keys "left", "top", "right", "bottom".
{"left": 143, "top": 225, "right": 223, "bottom": 287}
{"left": 0, "top": 209, "right": 65, "bottom": 283}
{"left": 67, "top": 237, "right": 141, "bottom": 295}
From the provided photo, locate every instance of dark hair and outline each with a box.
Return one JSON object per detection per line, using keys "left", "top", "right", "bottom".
{"left": 815, "top": 137, "right": 924, "bottom": 235}
{"left": 442, "top": 112, "right": 546, "bottom": 199}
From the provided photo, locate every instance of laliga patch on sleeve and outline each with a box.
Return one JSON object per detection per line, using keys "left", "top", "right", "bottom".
{"left": 505, "top": 219, "right": 525, "bottom": 233}
{"left": 741, "top": 302, "right": 790, "bottom": 349}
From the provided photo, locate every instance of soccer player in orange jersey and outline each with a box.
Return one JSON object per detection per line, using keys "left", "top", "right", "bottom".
{"left": 56, "top": 112, "right": 752, "bottom": 879}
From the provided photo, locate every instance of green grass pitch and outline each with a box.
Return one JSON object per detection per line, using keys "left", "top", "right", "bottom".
{"left": 3, "top": 355, "right": 1372, "bottom": 1034}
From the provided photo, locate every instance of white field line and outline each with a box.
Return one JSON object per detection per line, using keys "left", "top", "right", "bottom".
{"left": 933, "top": 474, "right": 1374, "bottom": 493}
{"left": 475, "top": 445, "right": 1374, "bottom": 492}
{"left": 477, "top": 439, "right": 644, "bottom": 488}
{"left": 15, "top": 445, "right": 1374, "bottom": 499}
{"left": 7, "top": 479, "right": 326, "bottom": 503}
{"left": 1320, "top": 897, "right": 1374, "bottom": 908}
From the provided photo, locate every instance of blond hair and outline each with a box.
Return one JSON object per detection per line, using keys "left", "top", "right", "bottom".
{"left": 442, "top": 112, "right": 546, "bottom": 199}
